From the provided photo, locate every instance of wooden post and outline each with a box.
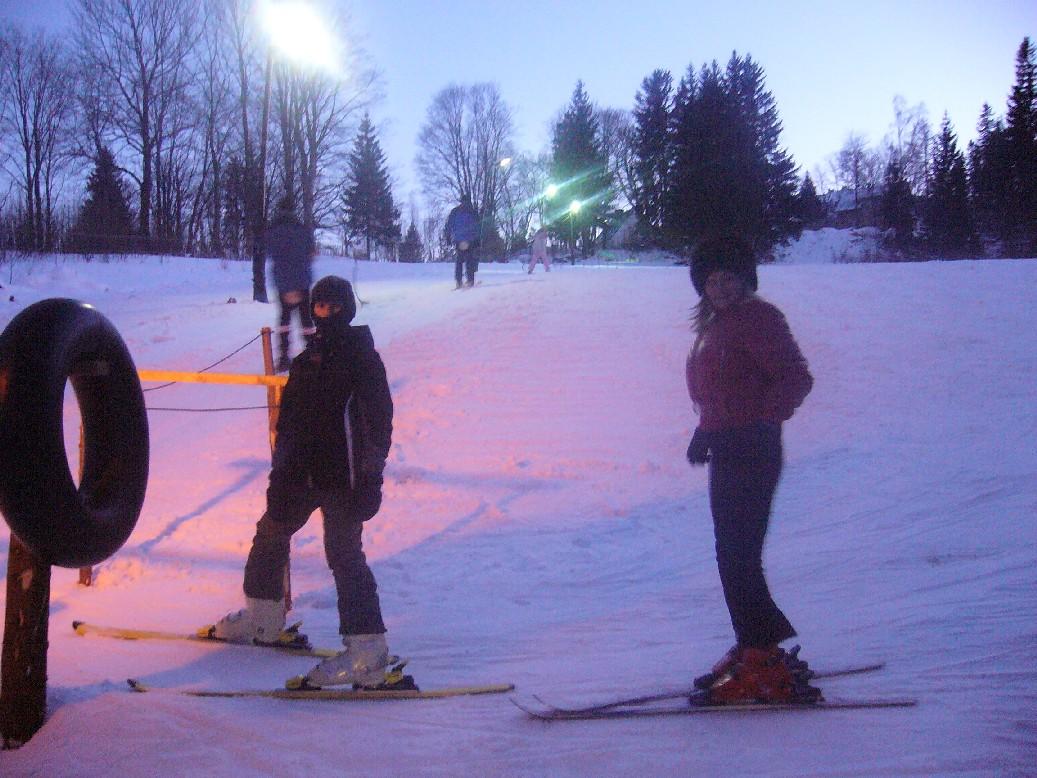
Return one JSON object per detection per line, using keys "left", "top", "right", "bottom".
{"left": 261, "top": 327, "right": 279, "bottom": 453}
{"left": 78, "top": 420, "right": 92, "bottom": 587}
{"left": 260, "top": 327, "right": 291, "bottom": 611}
{"left": 0, "top": 535, "right": 51, "bottom": 748}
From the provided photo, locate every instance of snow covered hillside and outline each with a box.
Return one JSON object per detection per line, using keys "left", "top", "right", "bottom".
{"left": 772, "top": 226, "right": 885, "bottom": 264}
{"left": 0, "top": 249, "right": 1035, "bottom": 775}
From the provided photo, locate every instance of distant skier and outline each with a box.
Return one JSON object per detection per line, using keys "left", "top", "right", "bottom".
{"left": 445, "top": 194, "right": 480, "bottom": 289}
{"left": 214, "top": 275, "right": 397, "bottom": 690}
{"left": 267, "top": 197, "right": 315, "bottom": 372}
{"left": 684, "top": 234, "right": 819, "bottom": 705}
{"left": 527, "top": 226, "right": 551, "bottom": 274}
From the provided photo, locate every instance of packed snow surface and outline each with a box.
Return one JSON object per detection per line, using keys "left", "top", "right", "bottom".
{"left": 0, "top": 241, "right": 1035, "bottom": 775}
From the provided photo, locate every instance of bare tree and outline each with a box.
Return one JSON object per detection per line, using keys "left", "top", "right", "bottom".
{"left": 275, "top": 66, "right": 365, "bottom": 232}
{"left": 75, "top": 0, "right": 200, "bottom": 244}
{"left": 150, "top": 51, "right": 198, "bottom": 252}
{"left": 222, "top": 0, "right": 270, "bottom": 296}
{"left": 72, "top": 60, "right": 117, "bottom": 165}
{"left": 416, "top": 83, "right": 516, "bottom": 220}
{"left": 0, "top": 25, "right": 76, "bottom": 251}
{"left": 596, "top": 106, "right": 635, "bottom": 209}
{"left": 271, "top": 63, "right": 300, "bottom": 205}
{"left": 298, "top": 68, "right": 377, "bottom": 234}
{"left": 831, "top": 133, "right": 882, "bottom": 207}
{"left": 421, "top": 208, "right": 443, "bottom": 261}
{"left": 185, "top": 1, "right": 235, "bottom": 255}
{"left": 810, "top": 163, "right": 832, "bottom": 194}
{"left": 497, "top": 152, "right": 548, "bottom": 250}
{"left": 227, "top": 1, "right": 376, "bottom": 290}
{"left": 887, "top": 96, "right": 931, "bottom": 195}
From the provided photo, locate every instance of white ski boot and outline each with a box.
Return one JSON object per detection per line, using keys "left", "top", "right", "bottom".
{"left": 213, "top": 597, "right": 286, "bottom": 644}
{"left": 296, "top": 633, "right": 389, "bottom": 689}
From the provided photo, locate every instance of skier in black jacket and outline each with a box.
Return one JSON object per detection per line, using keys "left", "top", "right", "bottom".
{"left": 215, "top": 275, "right": 395, "bottom": 689}
{"left": 267, "top": 197, "right": 316, "bottom": 372}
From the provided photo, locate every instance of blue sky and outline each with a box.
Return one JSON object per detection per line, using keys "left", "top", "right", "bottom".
{"left": 5, "top": 0, "right": 1034, "bottom": 206}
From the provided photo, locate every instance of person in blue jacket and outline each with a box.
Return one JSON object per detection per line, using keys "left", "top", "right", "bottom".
{"left": 445, "top": 194, "right": 481, "bottom": 289}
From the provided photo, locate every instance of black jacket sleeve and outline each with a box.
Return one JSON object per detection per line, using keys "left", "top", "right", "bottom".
{"left": 348, "top": 326, "right": 393, "bottom": 482}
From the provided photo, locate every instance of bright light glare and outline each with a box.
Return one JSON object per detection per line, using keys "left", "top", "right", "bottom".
{"left": 545, "top": 184, "right": 559, "bottom": 198}
{"left": 260, "top": 0, "right": 339, "bottom": 74}
{"left": 499, "top": 157, "right": 512, "bottom": 168}
{"left": 569, "top": 200, "right": 581, "bottom": 214}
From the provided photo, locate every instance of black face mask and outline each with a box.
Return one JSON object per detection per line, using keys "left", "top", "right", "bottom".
{"left": 314, "top": 311, "right": 349, "bottom": 344}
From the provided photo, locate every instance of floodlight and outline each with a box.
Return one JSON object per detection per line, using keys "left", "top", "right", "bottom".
{"left": 259, "top": 0, "right": 339, "bottom": 74}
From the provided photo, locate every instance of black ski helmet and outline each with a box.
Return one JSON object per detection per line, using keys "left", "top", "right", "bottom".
{"left": 690, "top": 235, "right": 758, "bottom": 297}
{"left": 310, "top": 275, "right": 357, "bottom": 325}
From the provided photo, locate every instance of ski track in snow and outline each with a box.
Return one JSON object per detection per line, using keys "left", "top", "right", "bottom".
{"left": 1, "top": 243, "right": 1036, "bottom": 775}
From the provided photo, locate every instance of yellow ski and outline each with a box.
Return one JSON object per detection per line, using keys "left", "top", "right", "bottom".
{"left": 72, "top": 620, "right": 338, "bottom": 657}
{"left": 127, "top": 678, "right": 515, "bottom": 700}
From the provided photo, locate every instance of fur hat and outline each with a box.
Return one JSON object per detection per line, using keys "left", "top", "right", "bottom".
{"left": 310, "top": 275, "right": 356, "bottom": 325}
{"left": 690, "top": 235, "right": 758, "bottom": 297}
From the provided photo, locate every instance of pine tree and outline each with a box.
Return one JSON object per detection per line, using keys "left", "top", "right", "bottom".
{"left": 550, "top": 81, "right": 614, "bottom": 256}
{"left": 725, "top": 53, "right": 800, "bottom": 246}
{"left": 663, "top": 63, "right": 697, "bottom": 248}
{"left": 968, "top": 103, "right": 1013, "bottom": 251}
{"left": 631, "top": 69, "right": 673, "bottom": 245}
{"left": 663, "top": 54, "right": 799, "bottom": 255}
{"left": 666, "top": 61, "right": 762, "bottom": 250}
{"left": 923, "top": 115, "right": 975, "bottom": 258}
{"left": 794, "top": 173, "right": 826, "bottom": 226}
{"left": 342, "top": 113, "right": 401, "bottom": 260}
{"left": 1004, "top": 37, "right": 1037, "bottom": 254}
{"left": 69, "top": 147, "right": 135, "bottom": 254}
{"left": 879, "top": 159, "right": 915, "bottom": 254}
{"left": 399, "top": 222, "right": 424, "bottom": 262}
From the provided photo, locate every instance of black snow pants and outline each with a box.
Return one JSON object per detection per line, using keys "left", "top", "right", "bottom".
{"left": 708, "top": 422, "right": 796, "bottom": 649}
{"left": 454, "top": 245, "right": 478, "bottom": 286}
{"left": 243, "top": 485, "right": 386, "bottom": 635}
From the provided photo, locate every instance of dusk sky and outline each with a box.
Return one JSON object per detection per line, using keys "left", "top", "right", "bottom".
{"left": 3, "top": 0, "right": 1034, "bottom": 208}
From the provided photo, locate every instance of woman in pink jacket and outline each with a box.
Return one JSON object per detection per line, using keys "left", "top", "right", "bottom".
{"left": 684, "top": 235, "right": 818, "bottom": 705}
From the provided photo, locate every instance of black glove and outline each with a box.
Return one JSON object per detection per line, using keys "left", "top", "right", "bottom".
{"left": 353, "top": 475, "right": 383, "bottom": 521}
{"left": 686, "top": 428, "right": 711, "bottom": 465}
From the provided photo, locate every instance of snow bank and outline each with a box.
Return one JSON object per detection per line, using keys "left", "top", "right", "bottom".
{"left": 773, "top": 227, "right": 886, "bottom": 264}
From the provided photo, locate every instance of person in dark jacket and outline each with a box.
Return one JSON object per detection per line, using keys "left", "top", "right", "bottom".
{"left": 267, "top": 197, "right": 316, "bottom": 372}
{"left": 215, "top": 275, "right": 395, "bottom": 690}
{"left": 445, "top": 194, "right": 480, "bottom": 289}
{"left": 684, "top": 235, "right": 819, "bottom": 705}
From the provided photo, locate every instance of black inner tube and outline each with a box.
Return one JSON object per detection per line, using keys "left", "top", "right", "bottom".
{"left": 0, "top": 299, "right": 149, "bottom": 567}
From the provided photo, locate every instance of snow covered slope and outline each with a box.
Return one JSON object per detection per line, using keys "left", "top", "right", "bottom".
{"left": 0, "top": 252, "right": 1035, "bottom": 775}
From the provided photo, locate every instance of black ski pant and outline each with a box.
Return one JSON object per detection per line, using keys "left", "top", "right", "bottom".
{"left": 708, "top": 422, "right": 796, "bottom": 649}
{"left": 454, "top": 245, "right": 478, "bottom": 286}
{"left": 243, "top": 485, "right": 386, "bottom": 635}
{"left": 276, "top": 288, "right": 314, "bottom": 359}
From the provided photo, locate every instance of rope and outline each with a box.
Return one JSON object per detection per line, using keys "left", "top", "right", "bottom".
{"left": 141, "top": 331, "right": 280, "bottom": 412}
{"left": 146, "top": 405, "right": 279, "bottom": 412}
{"left": 352, "top": 258, "right": 369, "bottom": 307}
{"left": 143, "top": 332, "right": 265, "bottom": 393}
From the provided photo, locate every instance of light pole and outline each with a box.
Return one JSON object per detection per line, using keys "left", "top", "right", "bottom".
{"left": 496, "top": 157, "right": 512, "bottom": 256}
{"left": 541, "top": 183, "right": 558, "bottom": 242}
{"left": 568, "top": 199, "right": 581, "bottom": 262}
{"left": 253, "top": 1, "right": 338, "bottom": 301}
{"left": 252, "top": 52, "right": 274, "bottom": 302}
